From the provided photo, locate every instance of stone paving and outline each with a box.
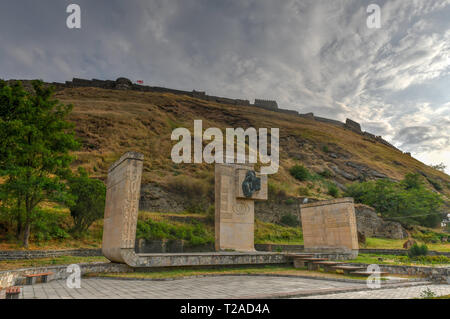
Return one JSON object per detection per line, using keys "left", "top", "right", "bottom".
{"left": 298, "top": 284, "right": 450, "bottom": 299}
{"left": 18, "top": 275, "right": 450, "bottom": 299}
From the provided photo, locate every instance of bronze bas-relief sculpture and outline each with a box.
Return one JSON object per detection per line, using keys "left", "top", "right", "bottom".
{"left": 242, "top": 170, "right": 261, "bottom": 198}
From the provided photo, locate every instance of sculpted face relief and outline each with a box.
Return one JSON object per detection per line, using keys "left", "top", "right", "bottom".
{"left": 171, "top": 120, "right": 279, "bottom": 175}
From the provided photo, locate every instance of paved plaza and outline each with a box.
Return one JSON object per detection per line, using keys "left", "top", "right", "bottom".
{"left": 298, "top": 284, "right": 450, "bottom": 299}
{"left": 18, "top": 275, "right": 450, "bottom": 299}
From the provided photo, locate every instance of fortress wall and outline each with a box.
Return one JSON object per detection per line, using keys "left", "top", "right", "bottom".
{"left": 314, "top": 116, "right": 345, "bottom": 127}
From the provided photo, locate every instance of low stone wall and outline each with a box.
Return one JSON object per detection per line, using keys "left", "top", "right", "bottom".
{"left": 133, "top": 252, "right": 288, "bottom": 268}
{"left": 359, "top": 249, "right": 450, "bottom": 257}
{"left": 0, "top": 262, "right": 131, "bottom": 289}
{"left": 0, "top": 249, "right": 102, "bottom": 261}
{"left": 348, "top": 263, "right": 450, "bottom": 283}
{"left": 255, "top": 244, "right": 355, "bottom": 260}
{"left": 255, "top": 244, "right": 305, "bottom": 252}
{"left": 256, "top": 244, "right": 450, "bottom": 258}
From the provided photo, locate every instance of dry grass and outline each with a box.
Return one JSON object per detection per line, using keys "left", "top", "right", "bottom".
{"left": 87, "top": 265, "right": 380, "bottom": 281}
{"left": 0, "top": 256, "right": 108, "bottom": 271}
{"left": 53, "top": 87, "right": 449, "bottom": 199}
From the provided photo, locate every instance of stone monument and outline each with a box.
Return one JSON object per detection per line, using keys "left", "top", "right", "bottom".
{"left": 102, "top": 151, "right": 144, "bottom": 264}
{"left": 101, "top": 152, "right": 280, "bottom": 268}
{"left": 300, "top": 198, "right": 358, "bottom": 258}
{"left": 215, "top": 163, "right": 268, "bottom": 252}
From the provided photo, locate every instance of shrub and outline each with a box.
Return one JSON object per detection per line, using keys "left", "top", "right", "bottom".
{"left": 297, "top": 187, "right": 310, "bottom": 196}
{"left": 427, "top": 178, "right": 443, "bottom": 191}
{"left": 408, "top": 243, "right": 428, "bottom": 258}
{"left": 345, "top": 175, "right": 443, "bottom": 227}
{"left": 327, "top": 184, "right": 339, "bottom": 198}
{"left": 322, "top": 145, "right": 329, "bottom": 153}
{"left": 205, "top": 205, "right": 215, "bottom": 223}
{"left": 289, "top": 165, "right": 310, "bottom": 181}
{"left": 412, "top": 228, "right": 447, "bottom": 243}
{"left": 68, "top": 168, "right": 106, "bottom": 237}
{"left": 280, "top": 213, "right": 300, "bottom": 227}
{"left": 420, "top": 288, "right": 437, "bottom": 299}
{"left": 318, "top": 169, "right": 333, "bottom": 178}
{"left": 32, "top": 209, "right": 70, "bottom": 242}
{"left": 284, "top": 199, "right": 295, "bottom": 205}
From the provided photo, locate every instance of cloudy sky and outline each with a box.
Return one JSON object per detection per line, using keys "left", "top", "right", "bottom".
{"left": 1, "top": 0, "right": 449, "bottom": 173}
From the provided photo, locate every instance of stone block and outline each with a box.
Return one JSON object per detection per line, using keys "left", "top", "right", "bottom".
{"left": 215, "top": 163, "right": 268, "bottom": 252}
{"left": 300, "top": 198, "right": 358, "bottom": 256}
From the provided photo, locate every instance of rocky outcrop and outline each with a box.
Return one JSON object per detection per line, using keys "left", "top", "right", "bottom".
{"left": 139, "top": 184, "right": 185, "bottom": 213}
{"left": 355, "top": 204, "right": 407, "bottom": 239}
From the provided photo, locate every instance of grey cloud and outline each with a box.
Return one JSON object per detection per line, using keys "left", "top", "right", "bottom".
{"left": 0, "top": 0, "right": 449, "bottom": 170}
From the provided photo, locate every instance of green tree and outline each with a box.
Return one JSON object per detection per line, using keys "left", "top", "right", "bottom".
{"left": 345, "top": 174, "right": 443, "bottom": 228}
{"left": 0, "top": 80, "right": 79, "bottom": 247}
{"left": 68, "top": 168, "right": 106, "bottom": 237}
{"left": 401, "top": 173, "right": 424, "bottom": 190}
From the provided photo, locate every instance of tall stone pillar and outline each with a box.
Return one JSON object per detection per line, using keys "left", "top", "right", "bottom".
{"left": 102, "top": 152, "right": 144, "bottom": 263}
{"left": 215, "top": 163, "right": 268, "bottom": 252}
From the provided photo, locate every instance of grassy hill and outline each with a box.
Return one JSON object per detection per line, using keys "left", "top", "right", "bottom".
{"left": 54, "top": 87, "right": 450, "bottom": 200}
{"left": 1, "top": 83, "right": 449, "bottom": 250}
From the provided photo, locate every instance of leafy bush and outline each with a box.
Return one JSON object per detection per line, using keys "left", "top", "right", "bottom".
{"left": 32, "top": 209, "right": 70, "bottom": 242}
{"left": 327, "top": 184, "right": 339, "bottom": 198}
{"left": 345, "top": 173, "right": 443, "bottom": 227}
{"left": 322, "top": 145, "right": 329, "bottom": 153}
{"left": 420, "top": 288, "right": 437, "bottom": 299}
{"left": 68, "top": 168, "right": 106, "bottom": 237}
{"left": 297, "top": 187, "right": 310, "bottom": 196}
{"left": 427, "top": 178, "right": 443, "bottom": 191}
{"left": 289, "top": 165, "right": 310, "bottom": 181}
{"left": 408, "top": 243, "right": 428, "bottom": 258}
{"left": 412, "top": 228, "right": 447, "bottom": 243}
{"left": 318, "top": 169, "right": 333, "bottom": 178}
{"left": 284, "top": 199, "right": 295, "bottom": 205}
{"left": 280, "top": 213, "right": 300, "bottom": 227}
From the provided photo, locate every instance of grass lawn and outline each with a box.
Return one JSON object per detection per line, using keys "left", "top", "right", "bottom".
{"left": 364, "top": 237, "right": 450, "bottom": 252}
{"left": 86, "top": 264, "right": 405, "bottom": 282}
{"left": 431, "top": 295, "right": 450, "bottom": 299}
{"left": 348, "top": 253, "right": 450, "bottom": 267}
{"left": 0, "top": 256, "right": 108, "bottom": 271}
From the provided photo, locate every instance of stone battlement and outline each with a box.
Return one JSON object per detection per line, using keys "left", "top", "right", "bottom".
{"left": 4, "top": 77, "right": 404, "bottom": 153}
{"left": 254, "top": 99, "right": 278, "bottom": 110}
